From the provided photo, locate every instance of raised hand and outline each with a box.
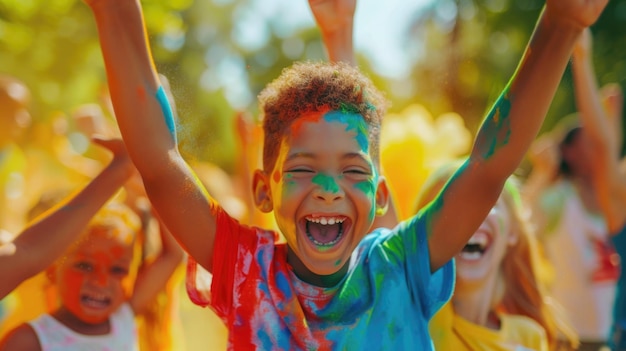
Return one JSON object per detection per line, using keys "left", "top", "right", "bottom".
{"left": 91, "top": 136, "right": 136, "bottom": 178}
{"left": 546, "top": 0, "right": 609, "bottom": 30}
{"left": 308, "top": 0, "right": 356, "bottom": 35}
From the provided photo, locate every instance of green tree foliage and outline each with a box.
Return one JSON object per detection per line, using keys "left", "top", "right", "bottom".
{"left": 0, "top": 0, "right": 388, "bottom": 172}
{"left": 402, "top": 0, "right": 626, "bottom": 145}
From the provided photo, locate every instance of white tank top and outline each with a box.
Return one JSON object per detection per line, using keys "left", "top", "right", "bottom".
{"left": 28, "top": 303, "right": 139, "bottom": 351}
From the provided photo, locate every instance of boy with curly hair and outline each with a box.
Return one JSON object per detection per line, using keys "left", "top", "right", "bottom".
{"left": 82, "top": 0, "right": 608, "bottom": 349}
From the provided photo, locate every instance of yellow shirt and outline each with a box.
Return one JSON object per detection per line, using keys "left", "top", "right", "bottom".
{"left": 430, "top": 303, "right": 549, "bottom": 351}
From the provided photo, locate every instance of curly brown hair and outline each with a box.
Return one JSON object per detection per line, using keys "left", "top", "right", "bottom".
{"left": 257, "top": 61, "right": 388, "bottom": 172}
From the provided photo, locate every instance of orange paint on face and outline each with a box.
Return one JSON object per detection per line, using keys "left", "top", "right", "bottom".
{"left": 56, "top": 231, "right": 134, "bottom": 325}
{"left": 273, "top": 170, "right": 281, "bottom": 183}
{"left": 290, "top": 112, "right": 324, "bottom": 137}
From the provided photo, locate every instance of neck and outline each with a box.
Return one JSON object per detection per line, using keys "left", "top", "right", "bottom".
{"left": 452, "top": 272, "right": 502, "bottom": 329}
{"left": 287, "top": 247, "right": 348, "bottom": 287}
{"left": 51, "top": 307, "right": 111, "bottom": 336}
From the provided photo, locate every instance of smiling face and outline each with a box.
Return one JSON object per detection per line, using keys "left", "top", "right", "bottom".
{"left": 456, "top": 194, "right": 516, "bottom": 288}
{"left": 254, "top": 110, "right": 388, "bottom": 281}
{"left": 53, "top": 227, "right": 134, "bottom": 325}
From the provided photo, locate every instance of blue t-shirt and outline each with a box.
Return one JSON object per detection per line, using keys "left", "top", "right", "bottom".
{"left": 187, "top": 208, "right": 455, "bottom": 350}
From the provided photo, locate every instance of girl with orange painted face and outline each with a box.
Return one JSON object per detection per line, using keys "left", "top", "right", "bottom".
{"left": 0, "top": 139, "right": 183, "bottom": 351}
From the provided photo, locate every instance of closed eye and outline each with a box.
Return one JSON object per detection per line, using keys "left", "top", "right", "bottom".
{"left": 286, "top": 168, "right": 315, "bottom": 173}
{"left": 345, "top": 169, "right": 369, "bottom": 175}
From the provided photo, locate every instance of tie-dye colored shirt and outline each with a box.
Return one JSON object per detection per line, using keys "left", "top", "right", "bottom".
{"left": 186, "top": 207, "right": 454, "bottom": 350}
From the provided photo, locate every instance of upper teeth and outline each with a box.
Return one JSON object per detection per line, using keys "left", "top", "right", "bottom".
{"left": 467, "top": 232, "right": 489, "bottom": 247}
{"left": 306, "top": 217, "right": 345, "bottom": 225}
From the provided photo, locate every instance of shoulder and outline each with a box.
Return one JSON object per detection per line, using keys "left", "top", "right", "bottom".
{"left": 0, "top": 323, "right": 42, "bottom": 351}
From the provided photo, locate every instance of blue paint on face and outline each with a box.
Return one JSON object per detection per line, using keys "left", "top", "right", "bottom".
{"left": 155, "top": 86, "right": 177, "bottom": 141}
{"left": 323, "top": 111, "right": 369, "bottom": 153}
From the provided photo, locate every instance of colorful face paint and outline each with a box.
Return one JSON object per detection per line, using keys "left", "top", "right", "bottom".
{"left": 155, "top": 86, "right": 177, "bottom": 141}
{"left": 354, "top": 180, "right": 377, "bottom": 221}
{"left": 273, "top": 170, "right": 282, "bottom": 183}
{"left": 269, "top": 110, "right": 380, "bottom": 281}
{"left": 56, "top": 232, "right": 133, "bottom": 325}
{"left": 312, "top": 173, "right": 340, "bottom": 194}
{"left": 324, "top": 111, "right": 369, "bottom": 153}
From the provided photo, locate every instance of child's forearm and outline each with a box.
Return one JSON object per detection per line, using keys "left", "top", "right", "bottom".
{"left": 129, "top": 218, "right": 184, "bottom": 315}
{"left": 87, "top": 0, "right": 219, "bottom": 273}
{"left": 309, "top": 0, "right": 356, "bottom": 65}
{"left": 322, "top": 22, "right": 355, "bottom": 65}
{"left": 472, "top": 8, "right": 582, "bottom": 176}
{"left": 1, "top": 157, "right": 132, "bottom": 299}
{"left": 572, "top": 39, "right": 615, "bottom": 156}
{"left": 87, "top": 1, "right": 174, "bottom": 177}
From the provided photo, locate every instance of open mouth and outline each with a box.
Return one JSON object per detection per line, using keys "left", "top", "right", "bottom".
{"left": 459, "top": 232, "right": 490, "bottom": 260}
{"left": 305, "top": 215, "right": 346, "bottom": 247}
{"left": 81, "top": 293, "right": 111, "bottom": 309}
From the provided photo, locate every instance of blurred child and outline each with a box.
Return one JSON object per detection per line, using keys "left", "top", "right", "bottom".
{"left": 0, "top": 138, "right": 131, "bottom": 300}
{"left": 568, "top": 27, "right": 626, "bottom": 351}
{"left": 524, "top": 28, "right": 622, "bottom": 351}
{"left": 417, "top": 163, "right": 579, "bottom": 350}
{"left": 84, "top": 0, "right": 607, "bottom": 349}
{"left": 0, "top": 138, "right": 183, "bottom": 350}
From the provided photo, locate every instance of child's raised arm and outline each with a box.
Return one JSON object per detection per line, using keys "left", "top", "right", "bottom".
{"left": 129, "top": 212, "right": 184, "bottom": 315}
{"left": 308, "top": 0, "right": 356, "bottom": 65}
{"left": 0, "top": 138, "right": 134, "bottom": 299}
{"left": 83, "top": 0, "right": 219, "bottom": 272}
{"left": 571, "top": 28, "right": 626, "bottom": 233}
{"left": 423, "top": 0, "right": 609, "bottom": 272}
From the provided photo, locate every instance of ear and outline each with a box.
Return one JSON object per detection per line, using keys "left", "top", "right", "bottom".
{"left": 374, "top": 176, "right": 390, "bottom": 216}
{"left": 252, "top": 169, "right": 273, "bottom": 213}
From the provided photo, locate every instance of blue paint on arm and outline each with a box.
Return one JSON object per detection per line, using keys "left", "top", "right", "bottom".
{"left": 155, "top": 86, "right": 177, "bottom": 141}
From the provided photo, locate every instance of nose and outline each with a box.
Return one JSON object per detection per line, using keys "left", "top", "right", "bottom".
{"left": 312, "top": 174, "right": 344, "bottom": 203}
{"left": 89, "top": 267, "right": 109, "bottom": 287}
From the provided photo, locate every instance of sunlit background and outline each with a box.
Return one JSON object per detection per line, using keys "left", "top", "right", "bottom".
{"left": 1, "top": 0, "right": 626, "bottom": 172}
{"left": 2, "top": 1, "right": 626, "bottom": 350}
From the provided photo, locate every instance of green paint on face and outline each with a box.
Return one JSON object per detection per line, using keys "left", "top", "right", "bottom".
{"left": 334, "top": 259, "right": 342, "bottom": 266}
{"left": 323, "top": 111, "right": 369, "bottom": 153}
{"left": 355, "top": 180, "right": 377, "bottom": 221}
{"left": 280, "top": 173, "right": 297, "bottom": 197}
{"left": 477, "top": 91, "right": 512, "bottom": 159}
{"left": 312, "top": 173, "right": 339, "bottom": 193}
